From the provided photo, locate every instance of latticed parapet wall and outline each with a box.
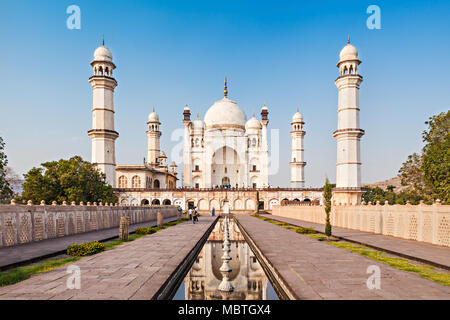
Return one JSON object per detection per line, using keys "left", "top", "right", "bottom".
{"left": 272, "top": 201, "right": 450, "bottom": 247}
{"left": 0, "top": 203, "right": 177, "bottom": 247}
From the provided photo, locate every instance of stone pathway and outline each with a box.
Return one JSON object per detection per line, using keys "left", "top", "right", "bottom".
{"left": 0, "top": 216, "right": 216, "bottom": 300}
{"left": 0, "top": 216, "right": 179, "bottom": 270}
{"left": 235, "top": 214, "right": 450, "bottom": 300}
{"left": 265, "top": 214, "right": 450, "bottom": 269}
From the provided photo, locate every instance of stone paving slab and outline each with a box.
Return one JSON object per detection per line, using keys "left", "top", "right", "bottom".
{"left": 0, "top": 216, "right": 216, "bottom": 300}
{"left": 265, "top": 214, "right": 450, "bottom": 269}
{"left": 0, "top": 216, "right": 179, "bottom": 270}
{"left": 235, "top": 214, "right": 450, "bottom": 300}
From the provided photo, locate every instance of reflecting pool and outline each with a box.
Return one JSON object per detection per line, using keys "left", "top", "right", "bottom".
{"left": 172, "top": 217, "right": 280, "bottom": 300}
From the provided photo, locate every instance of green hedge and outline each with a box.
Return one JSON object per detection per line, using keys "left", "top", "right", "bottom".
{"left": 67, "top": 241, "right": 105, "bottom": 256}
{"left": 295, "top": 227, "right": 316, "bottom": 234}
{"left": 135, "top": 227, "right": 158, "bottom": 235}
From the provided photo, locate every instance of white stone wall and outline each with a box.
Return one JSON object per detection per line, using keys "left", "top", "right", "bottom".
{"left": 0, "top": 204, "right": 177, "bottom": 247}
{"left": 272, "top": 202, "right": 450, "bottom": 247}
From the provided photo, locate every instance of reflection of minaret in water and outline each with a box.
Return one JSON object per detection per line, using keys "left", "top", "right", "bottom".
{"left": 218, "top": 217, "right": 234, "bottom": 292}
{"left": 183, "top": 218, "right": 268, "bottom": 300}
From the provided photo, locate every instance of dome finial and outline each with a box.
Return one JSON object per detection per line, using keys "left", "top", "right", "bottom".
{"left": 152, "top": 106, "right": 155, "bottom": 112}
{"left": 197, "top": 112, "right": 199, "bottom": 119}
{"left": 224, "top": 76, "right": 228, "bottom": 97}
{"left": 102, "top": 35, "right": 105, "bottom": 46}
{"left": 297, "top": 106, "right": 300, "bottom": 112}
{"left": 253, "top": 111, "right": 255, "bottom": 117}
{"left": 347, "top": 35, "right": 350, "bottom": 44}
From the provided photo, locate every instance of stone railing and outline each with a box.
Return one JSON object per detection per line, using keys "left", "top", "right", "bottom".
{"left": 0, "top": 201, "right": 177, "bottom": 247}
{"left": 272, "top": 201, "right": 450, "bottom": 247}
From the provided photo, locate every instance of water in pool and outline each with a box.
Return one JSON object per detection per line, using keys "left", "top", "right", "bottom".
{"left": 172, "top": 217, "right": 280, "bottom": 300}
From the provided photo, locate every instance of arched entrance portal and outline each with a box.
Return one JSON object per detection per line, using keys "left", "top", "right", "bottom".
{"left": 151, "top": 199, "right": 160, "bottom": 205}
{"left": 163, "top": 199, "right": 171, "bottom": 205}
{"left": 211, "top": 146, "right": 243, "bottom": 187}
{"left": 222, "top": 177, "right": 230, "bottom": 186}
{"left": 141, "top": 199, "right": 149, "bottom": 205}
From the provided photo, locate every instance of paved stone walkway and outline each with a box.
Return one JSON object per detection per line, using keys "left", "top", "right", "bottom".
{"left": 264, "top": 214, "right": 450, "bottom": 269}
{"left": 0, "top": 216, "right": 179, "bottom": 270}
{"left": 0, "top": 216, "right": 216, "bottom": 300}
{"left": 235, "top": 215, "right": 450, "bottom": 300}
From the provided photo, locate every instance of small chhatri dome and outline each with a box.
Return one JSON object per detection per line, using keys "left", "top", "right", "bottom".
{"left": 245, "top": 115, "right": 262, "bottom": 130}
{"left": 339, "top": 37, "right": 358, "bottom": 61}
{"left": 93, "top": 38, "right": 113, "bottom": 62}
{"left": 160, "top": 151, "right": 167, "bottom": 158}
{"left": 192, "top": 112, "right": 205, "bottom": 129}
{"left": 148, "top": 109, "right": 159, "bottom": 122}
{"left": 292, "top": 107, "right": 303, "bottom": 122}
{"left": 184, "top": 104, "right": 190, "bottom": 111}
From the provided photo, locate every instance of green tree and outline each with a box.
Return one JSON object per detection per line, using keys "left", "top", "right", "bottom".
{"left": 0, "top": 137, "right": 13, "bottom": 203}
{"left": 398, "top": 153, "right": 429, "bottom": 198}
{"left": 256, "top": 190, "right": 260, "bottom": 214}
{"left": 385, "top": 185, "right": 396, "bottom": 205}
{"left": 20, "top": 156, "right": 117, "bottom": 204}
{"left": 323, "top": 178, "right": 333, "bottom": 236}
{"left": 422, "top": 110, "right": 450, "bottom": 203}
{"left": 362, "top": 186, "right": 386, "bottom": 204}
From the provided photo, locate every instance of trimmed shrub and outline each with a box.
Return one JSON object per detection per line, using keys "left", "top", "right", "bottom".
{"left": 67, "top": 241, "right": 105, "bottom": 256}
{"left": 295, "top": 227, "right": 316, "bottom": 234}
{"left": 135, "top": 227, "right": 157, "bottom": 235}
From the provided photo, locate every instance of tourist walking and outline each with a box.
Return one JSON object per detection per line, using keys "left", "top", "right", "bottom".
{"left": 193, "top": 206, "right": 199, "bottom": 223}
{"left": 188, "top": 207, "right": 193, "bottom": 220}
{"left": 210, "top": 207, "right": 215, "bottom": 217}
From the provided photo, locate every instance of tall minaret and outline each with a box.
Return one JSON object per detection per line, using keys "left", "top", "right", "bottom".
{"left": 183, "top": 105, "right": 192, "bottom": 187}
{"left": 88, "top": 39, "right": 118, "bottom": 187}
{"left": 333, "top": 37, "right": 365, "bottom": 205}
{"left": 146, "top": 109, "right": 161, "bottom": 166}
{"left": 260, "top": 104, "right": 269, "bottom": 187}
{"left": 290, "top": 108, "right": 306, "bottom": 187}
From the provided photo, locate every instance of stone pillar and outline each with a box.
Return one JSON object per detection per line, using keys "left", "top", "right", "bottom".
{"left": 119, "top": 216, "right": 130, "bottom": 240}
{"left": 157, "top": 211, "right": 164, "bottom": 228}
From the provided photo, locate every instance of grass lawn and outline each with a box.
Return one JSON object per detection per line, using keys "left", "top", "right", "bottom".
{"left": 252, "top": 214, "right": 450, "bottom": 287}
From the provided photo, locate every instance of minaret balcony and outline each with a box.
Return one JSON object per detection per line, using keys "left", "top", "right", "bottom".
{"left": 332, "top": 128, "right": 365, "bottom": 138}
{"left": 87, "top": 128, "right": 119, "bottom": 139}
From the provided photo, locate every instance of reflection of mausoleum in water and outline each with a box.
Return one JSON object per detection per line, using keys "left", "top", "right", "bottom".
{"left": 184, "top": 219, "right": 268, "bottom": 300}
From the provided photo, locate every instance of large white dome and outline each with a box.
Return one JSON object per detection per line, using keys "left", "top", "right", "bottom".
{"left": 204, "top": 97, "right": 247, "bottom": 129}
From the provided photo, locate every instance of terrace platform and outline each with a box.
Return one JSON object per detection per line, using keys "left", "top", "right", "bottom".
{"left": 0, "top": 216, "right": 216, "bottom": 300}
{"left": 235, "top": 214, "right": 450, "bottom": 300}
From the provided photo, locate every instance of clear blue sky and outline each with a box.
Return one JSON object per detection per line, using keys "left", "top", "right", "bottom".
{"left": 0, "top": 0, "right": 449, "bottom": 187}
